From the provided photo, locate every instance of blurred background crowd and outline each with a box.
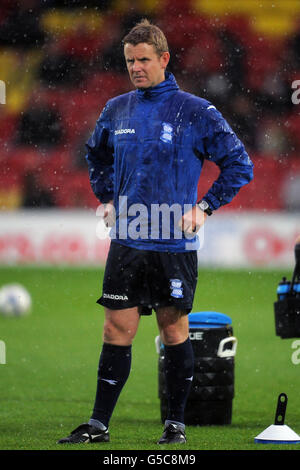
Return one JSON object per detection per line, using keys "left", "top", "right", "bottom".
{"left": 0, "top": 0, "right": 300, "bottom": 212}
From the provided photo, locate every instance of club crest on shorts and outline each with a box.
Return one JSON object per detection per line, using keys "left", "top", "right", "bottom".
{"left": 170, "top": 278, "right": 183, "bottom": 298}
{"left": 160, "top": 122, "right": 173, "bottom": 143}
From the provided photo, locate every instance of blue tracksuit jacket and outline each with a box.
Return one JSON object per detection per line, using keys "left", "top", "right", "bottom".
{"left": 85, "top": 72, "right": 253, "bottom": 252}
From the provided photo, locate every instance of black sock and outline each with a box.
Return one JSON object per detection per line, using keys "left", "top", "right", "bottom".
{"left": 163, "top": 337, "right": 194, "bottom": 425}
{"left": 90, "top": 342, "right": 132, "bottom": 428}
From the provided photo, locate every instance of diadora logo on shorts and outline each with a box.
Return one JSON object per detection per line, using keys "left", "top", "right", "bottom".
{"left": 103, "top": 293, "right": 129, "bottom": 300}
{"left": 114, "top": 128, "right": 135, "bottom": 135}
{"left": 160, "top": 122, "right": 173, "bottom": 143}
{"left": 169, "top": 279, "right": 183, "bottom": 298}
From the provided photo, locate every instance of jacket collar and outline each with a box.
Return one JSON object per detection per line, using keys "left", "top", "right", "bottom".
{"left": 136, "top": 72, "right": 179, "bottom": 100}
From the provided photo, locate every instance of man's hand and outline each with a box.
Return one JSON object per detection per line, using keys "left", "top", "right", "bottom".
{"left": 179, "top": 205, "right": 207, "bottom": 235}
{"left": 103, "top": 200, "right": 115, "bottom": 227}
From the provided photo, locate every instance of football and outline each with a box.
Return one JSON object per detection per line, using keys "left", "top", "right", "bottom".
{"left": 0, "top": 283, "right": 32, "bottom": 317}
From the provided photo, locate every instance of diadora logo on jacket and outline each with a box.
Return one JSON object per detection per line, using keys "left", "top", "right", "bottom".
{"left": 114, "top": 128, "right": 135, "bottom": 135}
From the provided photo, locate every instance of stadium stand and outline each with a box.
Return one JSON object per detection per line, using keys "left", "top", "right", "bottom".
{"left": 0, "top": 0, "right": 299, "bottom": 211}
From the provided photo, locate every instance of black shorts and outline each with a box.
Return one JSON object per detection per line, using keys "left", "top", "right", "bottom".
{"left": 97, "top": 242, "right": 198, "bottom": 315}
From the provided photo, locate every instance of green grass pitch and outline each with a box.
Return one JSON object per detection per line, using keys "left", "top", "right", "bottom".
{"left": 0, "top": 265, "right": 299, "bottom": 451}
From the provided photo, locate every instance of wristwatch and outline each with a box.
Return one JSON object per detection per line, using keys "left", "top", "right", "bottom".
{"left": 198, "top": 199, "right": 212, "bottom": 216}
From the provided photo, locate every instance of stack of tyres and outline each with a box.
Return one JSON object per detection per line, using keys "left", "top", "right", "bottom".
{"left": 158, "top": 312, "right": 237, "bottom": 425}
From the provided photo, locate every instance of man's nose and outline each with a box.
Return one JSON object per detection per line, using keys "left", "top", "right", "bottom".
{"left": 132, "top": 60, "right": 141, "bottom": 72}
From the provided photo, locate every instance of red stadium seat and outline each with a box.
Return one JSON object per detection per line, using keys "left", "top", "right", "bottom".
{"left": 158, "top": 13, "right": 214, "bottom": 50}
{"left": 197, "top": 156, "right": 285, "bottom": 212}
{"left": 51, "top": 171, "right": 98, "bottom": 209}
{"left": 0, "top": 113, "right": 18, "bottom": 142}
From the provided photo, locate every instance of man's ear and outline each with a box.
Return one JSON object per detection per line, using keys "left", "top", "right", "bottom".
{"left": 161, "top": 51, "right": 170, "bottom": 69}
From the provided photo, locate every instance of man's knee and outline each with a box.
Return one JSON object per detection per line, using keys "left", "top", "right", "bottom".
{"left": 156, "top": 307, "right": 189, "bottom": 346}
{"left": 103, "top": 308, "right": 139, "bottom": 345}
{"left": 103, "top": 318, "right": 120, "bottom": 343}
{"left": 160, "top": 323, "right": 189, "bottom": 345}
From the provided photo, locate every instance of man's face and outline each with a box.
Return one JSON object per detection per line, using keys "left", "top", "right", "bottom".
{"left": 124, "top": 42, "right": 170, "bottom": 89}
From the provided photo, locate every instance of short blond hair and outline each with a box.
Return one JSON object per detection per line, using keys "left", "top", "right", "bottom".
{"left": 122, "top": 19, "right": 169, "bottom": 56}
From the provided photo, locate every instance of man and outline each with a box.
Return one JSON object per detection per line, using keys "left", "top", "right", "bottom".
{"left": 58, "top": 19, "right": 253, "bottom": 445}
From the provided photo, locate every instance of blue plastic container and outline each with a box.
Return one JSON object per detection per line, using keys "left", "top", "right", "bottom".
{"left": 277, "top": 280, "right": 291, "bottom": 300}
{"left": 293, "top": 282, "right": 300, "bottom": 296}
{"left": 189, "top": 311, "right": 232, "bottom": 329}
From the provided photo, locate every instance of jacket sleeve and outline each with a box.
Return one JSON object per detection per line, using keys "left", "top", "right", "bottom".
{"left": 85, "top": 103, "right": 114, "bottom": 203}
{"left": 195, "top": 105, "right": 254, "bottom": 211}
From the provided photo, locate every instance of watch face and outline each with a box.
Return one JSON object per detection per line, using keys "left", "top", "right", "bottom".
{"left": 200, "top": 201, "right": 208, "bottom": 211}
{"left": 199, "top": 200, "right": 212, "bottom": 215}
